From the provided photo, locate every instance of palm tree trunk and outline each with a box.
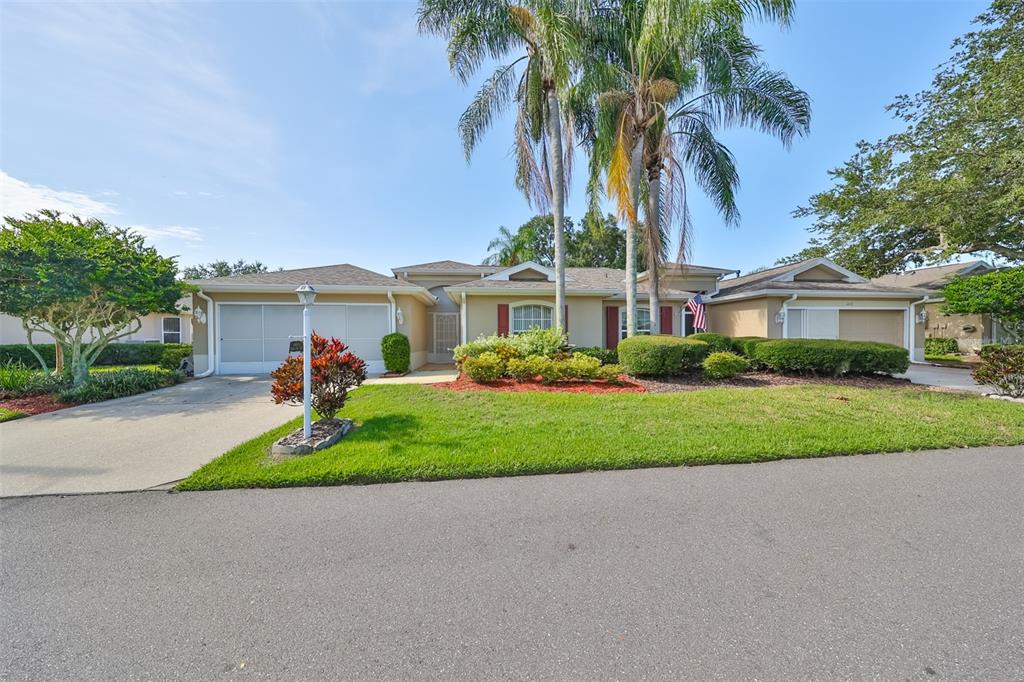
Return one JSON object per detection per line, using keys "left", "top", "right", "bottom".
{"left": 624, "top": 139, "right": 644, "bottom": 338}
{"left": 546, "top": 89, "right": 566, "bottom": 333}
{"left": 646, "top": 167, "right": 661, "bottom": 334}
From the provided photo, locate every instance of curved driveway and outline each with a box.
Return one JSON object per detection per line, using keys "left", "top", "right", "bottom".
{"left": 0, "top": 377, "right": 298, "bottom": 497}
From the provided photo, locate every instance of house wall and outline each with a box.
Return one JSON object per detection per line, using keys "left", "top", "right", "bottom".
{"left": 706, "top": 299, "right": 774, "bottom": 337}
{"left": 191, "top": 291, "right": 430, "bottom": 373}
{"left": 464, "top": 295, "right": 604, "bottom": 347}
{"left": 0, "top": 312, "right": 191, "bottom": 345}
{"left": 923, "top": 302, "right": 991, "bottom": 352}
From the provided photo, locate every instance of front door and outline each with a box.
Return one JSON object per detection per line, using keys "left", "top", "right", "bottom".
{"left": 429, "top": 312, "right": 459, "bottom": 364}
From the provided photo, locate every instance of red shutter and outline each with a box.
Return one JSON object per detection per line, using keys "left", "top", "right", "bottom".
{"left": 497, "top": 304, "right": 510, "bottom": 336}
{"left": 660, "top": 306, "right": 673, "bottom": 335}
{"left": 564, "top": 305, "right": 569, "bottom": 333}
{"left": 605, "top": 306, "right": 619, "bottom": 349}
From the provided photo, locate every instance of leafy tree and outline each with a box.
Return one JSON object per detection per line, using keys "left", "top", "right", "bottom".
{"left": 0, "top": 211, "right": 189, "bottom": 386}
{"left": 483, "top": 212, "right": 642, "bottom": 269}
{"left": 270, "top": 333, "right": 368, "bottom": 420}
{"left": 419, "top": 0, "right": 586, "bottom": 332}
{"left": 566, "top": 212, "right": 635, "bottom": 269}
{"left": 943, "top": 267, "right": 1024, "bottom": 341}
{"left": 790, "top": 0, "right": 1024, "bottom": 276}
{"left": 484, "top": 215, "right": 559, "bottom": 266}
{"left": 181, "top": 259, "right": 271, "bottom": 280}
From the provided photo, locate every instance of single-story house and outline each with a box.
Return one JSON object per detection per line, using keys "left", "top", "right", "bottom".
{"left": 188, "top": 256, "right": 935, "bottom": 375}
{"left": 0, "top": 299, "right": 192, "bottom": 346}
{"left": 870, "top": 260, "right": 1007, "bottom": 352}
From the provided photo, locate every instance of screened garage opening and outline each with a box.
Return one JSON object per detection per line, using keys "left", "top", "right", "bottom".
{"left": 217, "top": 303, "right": 390, "bottom": 374}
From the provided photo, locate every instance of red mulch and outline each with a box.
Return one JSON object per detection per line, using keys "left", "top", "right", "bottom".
{"left": 436, "top": 374, "right": 646, "bottom": 394}
{"left": 0, "top": 394, "right": 72, "bottom": 416}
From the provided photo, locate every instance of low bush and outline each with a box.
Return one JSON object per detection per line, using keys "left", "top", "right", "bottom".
{"left": 687, "top": 332, "right": 732, "bottom": 354}
{"left": 271, "top": 334, "right": 368, "bottom": 419}
{"left": 159, "top": 343, "right": 193, "bottom": 370}
{"left": 573, "top": 346, "right": 618, "bottom": 365}
{"left": 925, "top": 337, "right": 960, "bottom": 356}
{"left": 381, "top": 333, "right": 411, "bottom": 373}
{"left": 59, "top": 368, "right": 183, "bottom": 404}
{"left": 973, "top": 344, "right": 1024, "bottom": 398}
{"left": 617, "top": 336, "right": 709, "bottom": 376}
{"left": 731, "top": 336, "right": 770, "bottom": 357}
{"left": 595, "top": 364, "right": 626, "bottom": 384}
{"left": 753, "top": 339, "right": 909, "bottom": 376}
{"left": 462, "top": 352, "right": 505, "bottom": 383}
{"left": 454, "top": 327, "right": 565, "bottom": 367}
{"left": 0, "top": 362, "right": 70, "bottom": 397}
{"left": 703, "top": 352, "right": 751, "bottom": 379}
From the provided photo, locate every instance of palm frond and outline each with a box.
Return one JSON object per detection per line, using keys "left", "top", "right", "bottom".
{"left": 458, "top": 59, "right": 525, "bottom": 160}
{"left": 607, "top": 112, "right": 637, "bottom": 223}
{"left": 673, "top": 113, "right": 740, "bottom": 225}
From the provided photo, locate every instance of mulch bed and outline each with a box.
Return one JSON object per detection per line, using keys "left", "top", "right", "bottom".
{"left": 636, "top": 370, "right": 916, "bottom": 393}
{"left": 436, "top": 374, "right": 646, "bottom": 394}
{"left": 0, "top": 394, "right": 72, "bottom": 417}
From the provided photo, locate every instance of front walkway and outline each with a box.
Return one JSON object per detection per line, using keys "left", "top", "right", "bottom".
{"left": 365, "top": 364, "right": 458, "bottom": 385}
{"left": 0, "top": 376, "right": 299, "bottom": 497}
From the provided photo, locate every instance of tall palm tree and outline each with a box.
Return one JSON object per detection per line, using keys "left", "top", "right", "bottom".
{"left": 586, "top": 0, "right": 798, "bottom": 337}
{"left": 418, "top": 0, "right": 585, "bottom": 332}
{"left": 642, "top": 25, "right": 811, "bottom": 331}
{"left": 483, "top": 225, "right": 528, "bottom": 266}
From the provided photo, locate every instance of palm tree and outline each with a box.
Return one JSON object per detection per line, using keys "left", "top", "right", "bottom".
{"left": 642, "top": 25, "right": 811, "bottom": 330}
{"left": 484, "top": 225, "right": 527, "bottom": 265}
{"left": 586, "top": 0, "right": 799, "bottom": 337}
{"left": 418, "top": 0, "right": 585, "bottom": 332}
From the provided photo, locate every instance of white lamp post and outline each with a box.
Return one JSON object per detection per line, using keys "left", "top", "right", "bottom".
{"left": 295, "top": 282, "right": 317, "bottom": 439}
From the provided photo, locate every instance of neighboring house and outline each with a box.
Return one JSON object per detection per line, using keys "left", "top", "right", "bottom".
{"left": 0, "top": 299, "right": 192, "bottom": 346}
{"left": 705, "top": 258, "right": 933, "bottom": 361}
{"left": 188, "top": 256, "right": 933, "bottom": 375}
{"left": 871, "top": 261, "right": 1003, "bottom": 353}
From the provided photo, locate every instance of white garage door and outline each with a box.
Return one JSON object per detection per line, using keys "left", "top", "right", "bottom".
{"left": 217, "top": 303, "right": 390, "bottom": 374}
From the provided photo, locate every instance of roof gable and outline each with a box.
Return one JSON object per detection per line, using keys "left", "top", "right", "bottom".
{"left": 870, "top": 261, "right": 992, "bottom": 290}
{"left": 484, "top": 261, "right": 555, "bottom": 282}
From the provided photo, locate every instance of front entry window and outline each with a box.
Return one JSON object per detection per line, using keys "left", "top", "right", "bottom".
{"left": 620, "top": 307, "right": 651, "bottom": 339}
{"left": 512, "top": 304, "right": 553, "bottom": 334}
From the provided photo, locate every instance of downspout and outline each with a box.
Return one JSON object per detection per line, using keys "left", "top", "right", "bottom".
{"left": 460, "top": 292, "right": 468, "bottom": 344}
{"left": 909, "top": 296, "right": 932, "bottom": 364}
{"left": 780, "top": 294, "right": 798, "bottom": 338}
{"left": 386, "top": 290, "right": 397, "bottom": 334}
{"left": 195, "top": 288, "right": 216, "bottom": 377}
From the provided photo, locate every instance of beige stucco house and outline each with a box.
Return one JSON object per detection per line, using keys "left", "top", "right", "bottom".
{"left": 871, "top": 261, "right": 1006, "bottom": 353}
{"left": 186, "top": 256, "right": 934, "bottom": 375}
{"left": 0, "top": 299, "right": 192, "bottom": 347}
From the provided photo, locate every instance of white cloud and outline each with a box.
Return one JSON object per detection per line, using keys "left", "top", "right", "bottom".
{"left": 0, "top": 171, "right": 118, "bottom": 218}
{"left": 1, "top": 170, "right": 203, "bottom": 249}
{"left": 3, "top": 3, "right": 275, "bottom": 185}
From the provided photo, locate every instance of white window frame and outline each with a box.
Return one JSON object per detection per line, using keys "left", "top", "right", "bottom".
{"left": 510, "top": 301, "right": 554, "bottom": 335}
{"left": 162, "top": 316, "right": 182, "bottom": 344}
{"left": 620, "top": 307, "right": 652, "bottom": 339}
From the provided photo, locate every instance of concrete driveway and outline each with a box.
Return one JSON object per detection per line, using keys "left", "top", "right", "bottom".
{"left": 0, "top": 376, "right": 297, "bottom": 497}
{"left": 2, "top": 446, "right": 1021, "bottom": 679}
{"left": 899, "top": 363, "right": 986, "bottom": 393}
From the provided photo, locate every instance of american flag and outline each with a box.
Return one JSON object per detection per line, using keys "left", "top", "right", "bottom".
{"left": 686, "top": 294, "right": 706, "bottom": 331}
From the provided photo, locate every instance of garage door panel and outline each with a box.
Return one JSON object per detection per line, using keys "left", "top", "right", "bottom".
{"left": 220, "top": 305, "right": 262, "bottom": 339}
{"left": 346, "top": 306, "right": 390, "bottom": 337}
{"left": 345, "top": 339, "right": 384, "bottom": 361}
{"left": 221, "top": 339, "right": 262, "bottom": 363}
{"left": 312, "top": 306, "right": 347, "bottom": 339}
{"left": 839, "top": 310, "right": 904, "bottom": 346}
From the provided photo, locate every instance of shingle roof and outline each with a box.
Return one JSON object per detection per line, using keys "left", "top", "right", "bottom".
{"left": 448, "top": 267, "right": 695, "bottom": 297}
{"left": 714, "top": 259, "right": 928, "bottom": 298}
{"left": 188, "top": 263, "right": 422, "bottom": 289}
{"left": 870, "top": 261, "right": 990, "bottom": 290}
{"left": 391, "top": 260, "right": 500, "bottom": 274}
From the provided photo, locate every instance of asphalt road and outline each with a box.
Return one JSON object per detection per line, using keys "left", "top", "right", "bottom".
{"left": 2, "top": 446, "right": 1022, "bottom": 680}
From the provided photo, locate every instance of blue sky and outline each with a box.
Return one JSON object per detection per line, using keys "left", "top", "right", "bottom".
{"left": 0, "top": 1, "right": 983, "bottom": 276}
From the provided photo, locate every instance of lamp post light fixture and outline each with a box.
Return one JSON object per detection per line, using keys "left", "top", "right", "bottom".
{"left": 295, "top": 282, "right": 317, "bottom": 439}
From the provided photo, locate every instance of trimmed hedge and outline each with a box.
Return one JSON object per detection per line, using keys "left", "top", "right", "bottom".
{"left": 687, "top": 332, "right": 732, "bottom": 354}
{"left": 381, "top": 333, "right": 411, "bottom": 373}
{"left": 617, "top": 335, "right": 709, "bottom": 376}
{"left": 0, "top": 343, "right": 191, "bottom": 369}
{"left": 731, "top": 336, "right": 770, "bottom": 357}
{"left": 573, "top": 346, "right": 618, "bottom": 365}
{"left": 753, "top": 339, "right": 909, "bottom": 376}
{"left": 925, "top": 337, "right": 960, "bottom": 355}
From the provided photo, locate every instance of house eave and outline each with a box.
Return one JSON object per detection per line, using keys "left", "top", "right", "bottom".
{"left": 707, "top": 288, "right": 927, "bottom": 304}
{"left": 194, "top": 282, "right": 436, "bottom": 304}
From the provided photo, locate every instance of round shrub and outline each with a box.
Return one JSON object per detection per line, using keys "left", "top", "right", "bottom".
{"left": 462, "top": 352, "right": 504, "bottom": 383}
{"left": 381, "top": 332, "right": 411, "bottom": 373}
{"left": 159, "top": 343, "right": 193, "bottom": 370}
{"left": 687, "top": 332, "right": 732, "bottom": 354}
{"left": 753, "top": 339, "right": 909, "bottom": 376}
{"left": 973, "top": 344, "right": 1024, "bottom": 397}
{"left": 617, "top": 336, "right": 709, "bottom": 376}
{"left": 703, "top": 351, "right": 751, "bottom": 379}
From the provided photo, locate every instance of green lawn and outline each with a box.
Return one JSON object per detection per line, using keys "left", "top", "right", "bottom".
{"left": 178, "top": 384, "right": 1024, "bottom": 491}
{"left": 0, "top": 407, "right": 27, "bottom": 423}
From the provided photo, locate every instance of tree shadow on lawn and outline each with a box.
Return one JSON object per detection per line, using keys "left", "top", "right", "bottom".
{"left": 336, "top": 414, "right": 465, "bottom": 458}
